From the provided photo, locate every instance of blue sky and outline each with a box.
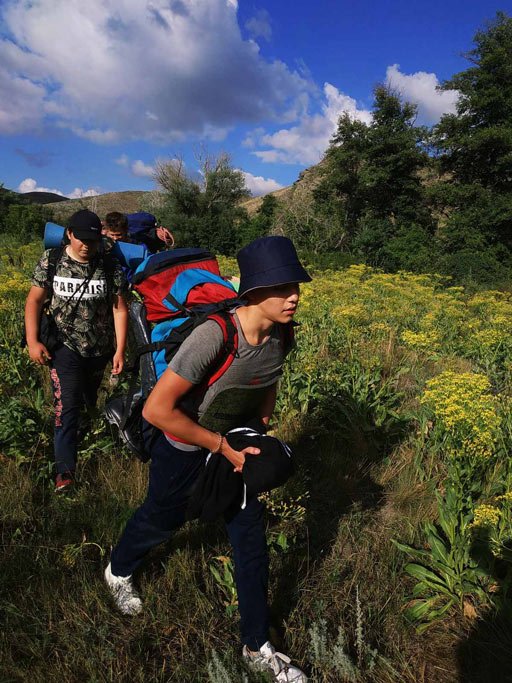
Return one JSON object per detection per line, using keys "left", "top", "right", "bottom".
{"left": 0, "top": 1, "right": 508, "bottom": 198}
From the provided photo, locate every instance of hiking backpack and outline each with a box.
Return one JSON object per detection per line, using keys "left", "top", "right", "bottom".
{"left": 125, "top": 212, "right": 165, "bottom": 253}
{"left": 104, "top": 247, "right": 295, "bottom": 462}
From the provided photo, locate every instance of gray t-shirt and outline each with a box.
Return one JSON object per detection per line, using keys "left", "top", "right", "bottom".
{"left": 168, "top": 311, "right": 284, "bottom": 445}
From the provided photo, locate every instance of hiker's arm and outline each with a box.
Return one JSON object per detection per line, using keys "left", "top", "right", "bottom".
{"left": 143, "top": 368, "right": 260, "bottom": 472}
{"left": 111, "top": 294, "right": 128, "bottom": 375}
{"left": 25, "top": 286, "right": 52, "bottom": 364}
{"left": 260, "top": 383, "right": 277, "bottom": 430}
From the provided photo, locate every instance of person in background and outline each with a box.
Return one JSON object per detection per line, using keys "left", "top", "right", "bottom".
{"left": 103, "top": 212, "right": 132, "bottom": 245}
{"left": 104, "top": 236, "right": 310, "bottom": 682}
{"left": 24, "top": 209, "right": 129, "bottom": 493}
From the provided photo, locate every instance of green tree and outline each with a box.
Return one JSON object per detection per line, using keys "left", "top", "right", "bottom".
{"left": 315, "top": 85, "right": 433, "bottom": 268}
{"left": 153, "top": 153, "right": 250, "bottom": 255}
{"left": 239, "top": 193, "right": 278, "bottom": 245}
{"left": 430, "top": 11, "right": 512, "bottom": 282}
{"left": 0, "top": 184, "right": 53, "bottom": 242}
{"left": 313, "top": 114, "right": 370, "bottom": 245}
{"left": 356, "top": 85, "right": 434, "bottom": 268}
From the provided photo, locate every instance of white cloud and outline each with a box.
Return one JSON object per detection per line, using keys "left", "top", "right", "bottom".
{"left": 250, "top": 82, "right": 372, "bottom": 165}
{"left": 385, "top": 64, "right": 458, "bottom": 123}
{"left": 241, "top": 171, "right": 284, "bottom": 197}
{"left": 248, "top": 64, "right": 457, "bottom": 166}
{"left": 18, "top": 178, "right": 63, "bottom": 195}
{"left": 0, "top": 0, "right": 312, "bottom": 141}
{"left": 65, "top": 125, "right": 120, "bottom": 145}
{"left": 0, "top": 69, "right": 47, "bottom": 134}
{"left": 68, "top": 187, "right": 101, "bottom": 199}
{"left": 245, "top": 9, "right": 272, "bottom": 42}
{"left": 17, "top": 177, "right": 100, "bottom": 198}
{"left": 131, "top": 160, "right": 155, "bottom": 177}
{"left": 114, "top": 154, "right": 130, "bottom": 167}
{"left": 114, "top": 154, "right": 155, "bottom": 178}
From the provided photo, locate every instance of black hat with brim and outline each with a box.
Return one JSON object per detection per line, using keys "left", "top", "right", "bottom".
{"left": 237, "top": 236, "right": 311, "bottom": 297}
{"left": 68, "top": 209, "right": 102, "bottom": 242}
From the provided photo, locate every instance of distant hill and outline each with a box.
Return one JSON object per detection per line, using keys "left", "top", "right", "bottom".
{"left": 46, "top": 190, "right": 158, "bottom": 222}
{"left": 21, "top": 162, "right": 324, "bottom": 226}
{"left": 240, "top": 161, "right": 326, "bottom": 216}
{"left": 19, "top": 191, "right": 69, "bottom": 205}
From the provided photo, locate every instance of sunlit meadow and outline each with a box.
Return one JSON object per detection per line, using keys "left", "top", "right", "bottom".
{"left": 1, "top": 245, "right": 512, "bottom": 681}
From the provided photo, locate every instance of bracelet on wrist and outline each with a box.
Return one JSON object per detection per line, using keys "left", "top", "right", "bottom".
{"left": 212, "top": 432, "right": 224, "bottom": 454}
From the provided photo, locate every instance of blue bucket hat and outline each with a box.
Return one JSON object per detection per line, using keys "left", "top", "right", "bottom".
{"left": 237, "top": 236, "right": 311, "bottom": 297}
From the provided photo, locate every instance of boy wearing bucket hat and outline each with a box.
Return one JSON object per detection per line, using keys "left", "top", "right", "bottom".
{"left": 104, "top": 236, "right": 310, "bottom": 682}
{"left": 25, "top": 209, "right": 129, "bottom": 493}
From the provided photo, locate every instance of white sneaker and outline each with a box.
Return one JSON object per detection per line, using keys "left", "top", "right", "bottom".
{"left": 243, "top": 641, "right": 309, "bottom": 682}
{"left": 104, "top": 562, "right": 143, "bottom": 615}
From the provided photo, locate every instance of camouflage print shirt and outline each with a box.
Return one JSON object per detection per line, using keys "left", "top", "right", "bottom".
{"left": 31, "top": 247, "right": 128, "bottom": 357}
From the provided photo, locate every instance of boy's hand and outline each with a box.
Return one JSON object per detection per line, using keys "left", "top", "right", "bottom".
{"left": 111, "top": 349, "right": 125, "bottom": 375}
{"left": 28, "top": 341, "right": 52, "bottom": 365}
{"left": 220, "top": 439, "right": 260, "bottom": 473}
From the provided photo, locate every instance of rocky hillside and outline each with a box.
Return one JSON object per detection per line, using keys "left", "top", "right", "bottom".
{"left": 240, "top": 161, "right": 325, "bottom": 216}
{"left": 46, "top": 190, "right": 152, "bottom": 222}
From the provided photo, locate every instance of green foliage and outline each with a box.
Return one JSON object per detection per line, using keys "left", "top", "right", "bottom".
{"left": 429, "top": 12, "right": 512, "bottom": 283}
{"left": 433, "top": 11, "right": 512, "bottom": 191}
{"left": 3, "top": 204, "right": 53, "bottom": 241}
{"left": 239, "top": 194, "right": 278, "bottom": 244}
{"left": 314, "top": 114, "right": 370, "bottom": 242}
{"left": 383, "top": 223, "right": 438, "bottom": 273}
{"left": 297, "top": 14, "right": 512, "bottom": 284}
{"left": 154, "top": 153, "right": 250, "bottom": 254}
{"left": 0, "top": 398, "right": 47, "bottom": 457}
{"left": 393, "top": 487, "right": 487, "bottom": 633}
{"left": 316, "top": 85, "right": 434, "bottom": 270}
{"left": 209, "top": 556, "right": 238, "bottom": 616}
{"left": 0, "top": 184, "right": 53, "bottom": 241}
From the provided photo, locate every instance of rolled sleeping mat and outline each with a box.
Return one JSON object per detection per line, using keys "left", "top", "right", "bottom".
{"left": 44, "top": 222, "right": 65, "bottom": 249}
{"left": 129, "top": 300, "right": 157, "bottom": 397}
{"left": 112, "top": 241, "right": 149, "bottom": 271}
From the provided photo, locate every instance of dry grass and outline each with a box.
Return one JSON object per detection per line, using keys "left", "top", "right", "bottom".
{"left": 46, "top": 191, "right": 154, "bottom": 223}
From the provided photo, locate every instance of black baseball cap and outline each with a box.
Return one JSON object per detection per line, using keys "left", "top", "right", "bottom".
{"left": 68, "top": 209, "right": 102, "bottom": 241}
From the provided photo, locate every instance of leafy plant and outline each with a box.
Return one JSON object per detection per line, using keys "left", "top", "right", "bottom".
{"left": 393, "top": 487, "right": 488, "bottom": 633}
{"left": 209, "top": 556, "right": 238, "bottom": 616}
{"left": 0, "top": 398, "right": 47, "bottom": 457}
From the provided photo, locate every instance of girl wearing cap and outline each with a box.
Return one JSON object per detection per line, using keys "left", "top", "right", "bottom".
{"left": 105, "top": 236, "right": 310, "bottom": 683}
{"left": 24, "top": 209, "right": 129, "bottom": 493}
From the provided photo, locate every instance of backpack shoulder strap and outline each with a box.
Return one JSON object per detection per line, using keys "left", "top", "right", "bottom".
{"left": 198, "top": 310, "right": 239, "bottom": 388}
{"left": 46, "top": 247, "right": 65, "bottom": 301}
{"left": 100, "top": 251, "right": 118, "bottom": 303}
{"left": 47, "top": 247, "right": 64, "bottom": 282}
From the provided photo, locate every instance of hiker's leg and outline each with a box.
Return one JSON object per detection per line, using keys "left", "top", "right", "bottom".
{"left": 49, "top": 345, "right": 83, "bottom": 474}
{"left": 78, "top": 353, "right": 110, "bottom": 436}
{"left": 110, "top": 433, "right": 205, "bottom": 577}
{"left": 82, "top": 353, "right": 110, "bottom": 408}
{"left": 225, "top": 496, "right": 270, "bottom": 650}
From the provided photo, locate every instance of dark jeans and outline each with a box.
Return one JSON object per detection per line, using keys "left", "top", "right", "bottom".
{"left": 49, "top": 344, "right": 110, "bottom": 474}
{"left": 111, "top": 432, "right": 270, "bottom": 650}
